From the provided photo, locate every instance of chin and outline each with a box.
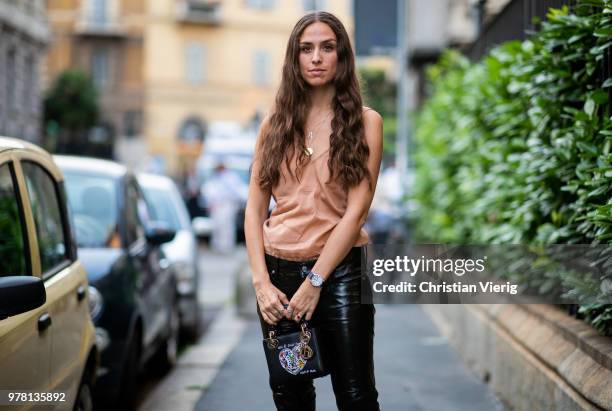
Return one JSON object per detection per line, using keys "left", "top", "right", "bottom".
{"left": 307, "top": 78, "right": 332, "bottom": 88}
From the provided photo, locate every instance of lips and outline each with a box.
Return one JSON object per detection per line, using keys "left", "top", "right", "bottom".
{"left": 309, "top": 69, "right": 326, "bottom": 76}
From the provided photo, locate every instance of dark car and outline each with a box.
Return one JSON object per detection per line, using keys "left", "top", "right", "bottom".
{"left": 54, "top": 156, "right": 180, "bottom": 408}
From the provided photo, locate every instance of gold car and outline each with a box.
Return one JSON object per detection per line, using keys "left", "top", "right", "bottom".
{"left": 0, "top": 137, "right": 97, "bottom": 411}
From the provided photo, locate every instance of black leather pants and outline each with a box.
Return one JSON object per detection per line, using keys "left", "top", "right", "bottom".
{"left": 257, "top": 246, "right": 380, "bottom": 411}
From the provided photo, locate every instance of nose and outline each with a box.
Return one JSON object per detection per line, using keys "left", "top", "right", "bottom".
{"left": 312, "top": 47, "right": 322, "bottom": 63}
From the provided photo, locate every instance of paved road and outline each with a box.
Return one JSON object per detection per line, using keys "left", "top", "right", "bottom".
{"left": 196, "top": 304, "right": 504, "bottom": 411}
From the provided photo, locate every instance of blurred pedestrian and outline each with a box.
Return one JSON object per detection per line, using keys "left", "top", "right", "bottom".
{"left": 183, "top": 164, "right": 201, "bottom": 219}
{"left": 203, "top": 160, "right": 247, "bottom": 253}
{"left": 244, "top": 11, "right": 382, "bottom": 411}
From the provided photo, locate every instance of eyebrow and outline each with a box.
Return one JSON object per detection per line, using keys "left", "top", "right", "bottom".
{"left": 299, "top": 39, "right": 337, "bottom": 45}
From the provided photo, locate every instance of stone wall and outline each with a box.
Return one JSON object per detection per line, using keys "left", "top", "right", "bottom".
{"left": 423, "top": 304, "right": 612, "bottom": 410}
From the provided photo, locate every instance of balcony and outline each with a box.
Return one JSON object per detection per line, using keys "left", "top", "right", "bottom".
{"left": 176, "top": 0, "right": 222, "bottom": 25}
{"left": 75, "top": 6, "right": 126, "bottom": 38}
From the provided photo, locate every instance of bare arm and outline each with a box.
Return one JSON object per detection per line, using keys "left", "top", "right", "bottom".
{"left": 244, "top": 116, "right": 290, "bottom": 325}
{"left": 286, "top": 109, "right": 383, "bottom": 322}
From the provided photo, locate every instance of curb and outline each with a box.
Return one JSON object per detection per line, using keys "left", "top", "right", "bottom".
{"left": 235, "top": 260, "right": 258, "bottom": 319}
{"left": 138, "top": 305, "right": 247, "bottom": 411}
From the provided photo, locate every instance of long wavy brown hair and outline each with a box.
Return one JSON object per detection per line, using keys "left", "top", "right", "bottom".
{"left": 256, "top": 11, "right": 371, "bottom": 192}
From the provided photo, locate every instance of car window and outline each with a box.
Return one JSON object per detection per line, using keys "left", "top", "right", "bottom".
{"left": 142, "top": 186, "right": 182, "bottom": 231}
{"left": 22, "top": 161, "right": 70, "bottom": 276}
{"left": 63, "top": 172, "right": 119, "bottom": 248}
{"left": 125, "top": 180, "right": 149, "bottom": 246}
{"left": 0, "top": 162, "right": 29, "bottom": 276}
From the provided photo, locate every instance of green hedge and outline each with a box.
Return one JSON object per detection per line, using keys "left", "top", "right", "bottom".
{"left": 412, "top": 2, "right": 612, "bottom": 334}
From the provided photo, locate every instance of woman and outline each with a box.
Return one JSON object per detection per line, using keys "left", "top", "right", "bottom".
{"left": 244, "top": 11, "right": 382, "bottom": 411}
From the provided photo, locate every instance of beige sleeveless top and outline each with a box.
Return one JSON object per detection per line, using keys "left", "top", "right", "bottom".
{"left": 263, "top": 117, "right": 370, "bottom": 261}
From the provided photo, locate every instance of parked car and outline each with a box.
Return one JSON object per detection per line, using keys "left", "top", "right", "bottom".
{"left": 137, "top": 173, "right": 200, "bottom": 339}
{"left": 54, "top": 155, "right": 179, "bottom": 408}
{"left": 0, "top": 137, "right": 97, "bottom": 411}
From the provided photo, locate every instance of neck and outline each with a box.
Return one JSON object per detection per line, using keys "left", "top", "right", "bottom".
{"left": 309, "top": 84, "right": 335, "bottom": 113}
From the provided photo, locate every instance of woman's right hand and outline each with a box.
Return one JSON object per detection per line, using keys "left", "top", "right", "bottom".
{"left": 254, "top": 280, "right": 290, "bottom": 325}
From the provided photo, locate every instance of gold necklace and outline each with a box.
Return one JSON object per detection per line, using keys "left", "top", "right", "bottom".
{"left": 305, "top": 111, "right": 332, "bottom": 156}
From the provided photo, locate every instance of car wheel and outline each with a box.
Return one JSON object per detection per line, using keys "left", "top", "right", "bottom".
{"left": 73, "top": 378, "right": 93, "bottom": 411}
{"left": 118, "top": 330, "right": 141, "bottom": 410}
{"left": 152, "top": 303, "right": 180, "bottom": 374}
{"left": 182, "top": 303, "right": 201, "bottom": 342}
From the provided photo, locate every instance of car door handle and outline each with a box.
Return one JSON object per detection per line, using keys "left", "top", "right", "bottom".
{"left": 77, "top": 285, "right": 87, "bottom": 302}
{"left": 37, "top": 312, "right": 52, "bottom": 333}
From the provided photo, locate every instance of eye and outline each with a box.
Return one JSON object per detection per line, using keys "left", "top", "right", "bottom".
{"left": 301, "top": 45, "right": 312, "bottom": 53}
{"left": 323, "top": 44, "right": 335, "bottom": 52}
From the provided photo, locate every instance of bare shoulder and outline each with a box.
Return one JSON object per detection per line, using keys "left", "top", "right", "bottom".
{"left": 255, "top": 113, "right": 273, "bottom": 147}
{"left": 259, "top": 112, "right": 273, "bottom": 134}
{"left": 361, "top": 107, "right": 382, "bottom": 136}
{"left": 257, "top": 113, "right": 272, "bottom": 140}
{"left": 362, "top": 106, "right": 383, "bottom": 125}
{"left": 361, "top": 108, "right": 383, "bottom": 158}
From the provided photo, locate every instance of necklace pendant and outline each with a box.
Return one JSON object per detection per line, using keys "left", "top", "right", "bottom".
{"left": 305, "top": 147, "right": 314, "bottom": 156}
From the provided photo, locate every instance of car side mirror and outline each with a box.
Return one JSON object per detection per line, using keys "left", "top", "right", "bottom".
{"left": 145, "top": 221, "right": 176, "bottom": 246}
{"left": 0, "top": 276, "right": 46, "bottom": 321}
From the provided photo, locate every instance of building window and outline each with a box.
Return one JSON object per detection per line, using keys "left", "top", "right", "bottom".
{"left": 91, "top": 0, "right": 107, "bottom": 25}
{"left": 7, "top": 47, "right": 16, "bottom": 110}
{"left": 246, "top": 0, "right": 275, "bottom": 10}
{"left": 91, "top": 49, "right": 109, "bottom": 90}
{"left": 253, "top": 50, "right": 270, "bottom": 86}
{"left": 302, "top": 0, "right": 326, "bottom": 11}
{"left": 123, "top": 110, "right": 142, "bottom": 138}
{"left": 185, "top": 43, "right": 206, "bottom": 85}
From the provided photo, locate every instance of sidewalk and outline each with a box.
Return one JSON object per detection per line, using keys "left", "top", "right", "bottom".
{"left": 137, "top": 246, "right": 248, "bottom": 411}
{"left": 195, "top": 304, "right": 505, "bottom": 411}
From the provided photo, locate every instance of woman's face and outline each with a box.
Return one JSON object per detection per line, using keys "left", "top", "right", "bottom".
{"left": 298, "top": 21, "right": 338, "bottom": 88}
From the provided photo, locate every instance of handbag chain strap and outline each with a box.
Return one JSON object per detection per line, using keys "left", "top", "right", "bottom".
{"left": 265, "top": 321, "right": 314, "bottom": 359}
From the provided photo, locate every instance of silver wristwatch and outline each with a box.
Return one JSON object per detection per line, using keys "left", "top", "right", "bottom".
{"left": 307, "top": 270, "right": 324, "bottom": 287}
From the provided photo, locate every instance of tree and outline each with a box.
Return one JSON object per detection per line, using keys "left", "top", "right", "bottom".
{"left": 43, "top": 70, "right": 99, "bottom": 154}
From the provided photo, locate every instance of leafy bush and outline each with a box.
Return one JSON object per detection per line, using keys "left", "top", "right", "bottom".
{"left": 413, "top": 2, "right": 612, "bottom": 333}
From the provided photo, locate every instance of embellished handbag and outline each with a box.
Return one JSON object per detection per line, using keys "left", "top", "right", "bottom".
{"left": 262, "top": 319, "right": 328, "bottom": 385}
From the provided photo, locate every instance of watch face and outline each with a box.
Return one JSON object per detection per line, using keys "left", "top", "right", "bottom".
{"left": 310, "top": 273, "right": 323, "bottom": 287}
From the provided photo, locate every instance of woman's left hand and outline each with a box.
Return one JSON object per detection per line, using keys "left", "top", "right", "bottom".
{"left": 286, "top": 281, "right": 322, "bottom": 322}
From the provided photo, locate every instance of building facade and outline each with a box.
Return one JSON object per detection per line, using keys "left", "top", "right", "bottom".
{"left": 45, "top": 0, "right": 352, "bottom": 175}
{"left": 46, "top": 0, "right": 145, "bottom": 159}
{"left": 0, "top": 0, "right": 49, "bottom": 143}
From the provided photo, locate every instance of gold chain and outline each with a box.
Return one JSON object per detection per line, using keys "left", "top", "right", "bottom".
{"left": 305, "top": 110, "right": 332, "bottom": 156}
